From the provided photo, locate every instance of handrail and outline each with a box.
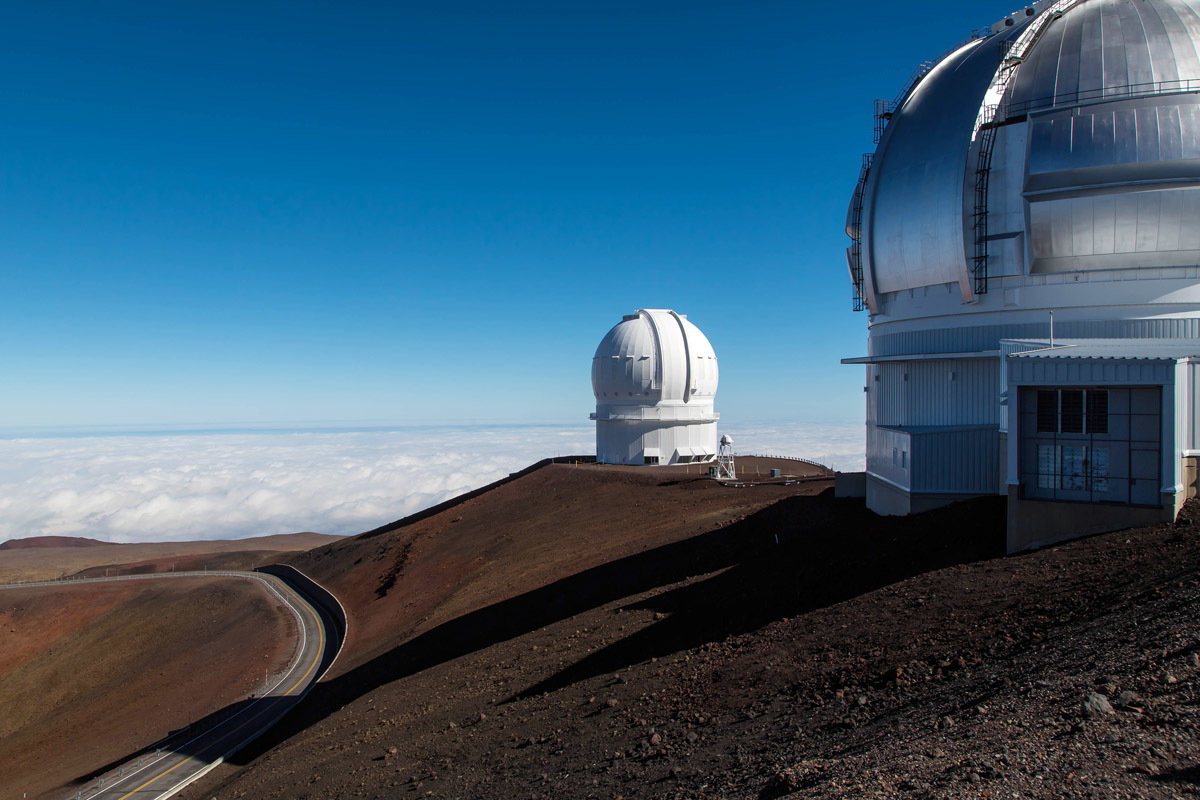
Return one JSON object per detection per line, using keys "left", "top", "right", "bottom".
{"left": 741, "top": 453, "right": 833, "bottom": 473}
{"left": 1000, "top": 77, "right": 1200, "bottom": 120}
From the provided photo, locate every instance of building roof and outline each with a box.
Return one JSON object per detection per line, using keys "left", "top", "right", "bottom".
{"left": 1005, "top": 338, "right": 1200, "bottom": 361}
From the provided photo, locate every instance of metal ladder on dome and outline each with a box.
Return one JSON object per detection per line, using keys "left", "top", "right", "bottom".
{"left": 971, "top": 108, "right": 998, "bottom": 296}
{"left": 848, "top": 153, "right": 872, "bottom": 312}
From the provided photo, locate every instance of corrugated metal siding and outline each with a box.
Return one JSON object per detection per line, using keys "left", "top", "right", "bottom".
{"left": 910, "top": 427, "right": 1000, "bottom": 494}
{"left": 875, "top": 358, "right": 1000, "bottom": 427}
{"left": 1191, "top": 361, "right": 1200, "bottom": 450}
{"left": 867, "top": 425, "right": 911, "bottom": 491}
{"left": 865, "top": 365, "right": 879, "bottom": 428}
{"left": 871, "top": 318, "right": 1200, "bottom": 357}
{"left": 1007, "top": 357, "right": 1176, "bottom": 385}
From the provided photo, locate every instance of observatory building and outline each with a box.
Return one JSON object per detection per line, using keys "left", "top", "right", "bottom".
{"left": 845, "top": 0, "right": 1200, "bottom": 550}
{"left": 591, "top": 309, "right": 719, "bottom": 465}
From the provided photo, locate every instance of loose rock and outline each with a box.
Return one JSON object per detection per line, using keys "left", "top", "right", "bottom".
{"left": 1082, "top": 692, "right": 1114, "bottom": 718}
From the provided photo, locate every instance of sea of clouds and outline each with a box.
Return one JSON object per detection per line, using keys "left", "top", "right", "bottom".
{"left": 0, "top": 422, "right": 864, "bottom": 544}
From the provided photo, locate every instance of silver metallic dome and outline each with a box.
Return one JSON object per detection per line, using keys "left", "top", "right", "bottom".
{"left": 843, "top": 0, "right": 1200, "bottom": 551}
{"left": 849, "top": 0, "right": 1200, "bottom": 327}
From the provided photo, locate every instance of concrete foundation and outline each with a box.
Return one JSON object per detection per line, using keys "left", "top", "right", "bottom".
{"left": 1184, "top": 455, "right": 1200, "bottom": 502}
{"left": 866, "top": 474, "right": 983, "bottom": 515}
{"left": 1006, "top": 484, "right": 1175, "bottom": 552}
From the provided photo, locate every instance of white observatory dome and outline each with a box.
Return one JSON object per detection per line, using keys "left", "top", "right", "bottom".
{"left": 591, "top": 309, "right": 719, "bottom": 465}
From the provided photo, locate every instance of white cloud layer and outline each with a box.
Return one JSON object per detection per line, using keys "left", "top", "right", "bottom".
{"left": 0, "top": 422, "right": 863, "bottom": 543}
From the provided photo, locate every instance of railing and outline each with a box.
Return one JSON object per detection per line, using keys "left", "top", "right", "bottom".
{"left": 858, "top": 26, "right": 995, "bottom": 312}
{"left": 875, "top": 28, "right": 993, "bottom": 144}
{"left": 999, "top": 77, "right": 1200, "bottom": 120}
{"left": 742, "top": 453, "right": 833, "bottom": 473}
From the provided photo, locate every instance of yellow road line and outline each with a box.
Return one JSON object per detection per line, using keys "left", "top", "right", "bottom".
{"left": 108, "top": 576, "right": 325, "bottom": 800}
{"left": 115, "top": 755, "right": 192, "bottom": 800}
{"left": 278, "top": 583, "right": 325, "bottom": 696}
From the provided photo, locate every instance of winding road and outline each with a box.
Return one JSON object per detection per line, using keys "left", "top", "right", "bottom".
{"left": 0, "top": 569, "right": 339, "bottom": 800}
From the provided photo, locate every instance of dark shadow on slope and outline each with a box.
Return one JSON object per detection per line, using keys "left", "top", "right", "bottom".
{"left": 65, "top": 570, "right": 345, "bottom": 790}
{"left": 66, "top": 695, "right": 297, "bottom": 789}
{"left": 510, "top": 492, "right": 1007, "bottom": 699}
{"left": 1150, "top": 765, "right": 1200, "bottom": 786}
{"left": 229, "top": 490, "right": 1004, "bottom": 763}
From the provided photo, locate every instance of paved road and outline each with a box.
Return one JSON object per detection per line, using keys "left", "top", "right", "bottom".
{"left": 0, "top": 570, "right": 335, "bottom": 800}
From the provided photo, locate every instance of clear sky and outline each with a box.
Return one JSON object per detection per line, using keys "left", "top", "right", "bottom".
{"left": 1, "top": 1, "right": 1007, "bottom": 429}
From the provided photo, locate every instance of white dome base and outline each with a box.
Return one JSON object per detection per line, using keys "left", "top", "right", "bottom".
{"left": 595, "top": 419, "right": 717, "bottom": 466}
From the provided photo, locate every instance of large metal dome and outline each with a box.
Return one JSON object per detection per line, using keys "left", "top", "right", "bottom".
{"left": 842, "top": 0, "right": 1200, "bottom": 549}
{"left": 850, "top": 0, "right": 1200, "bottom": 331}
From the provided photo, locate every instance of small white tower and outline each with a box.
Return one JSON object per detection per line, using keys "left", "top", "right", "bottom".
{"left": 715, "top": 434, "right": 736, "bottom": 480}
{"left": 590, "top": 309, "right": 719, "bottom": 465}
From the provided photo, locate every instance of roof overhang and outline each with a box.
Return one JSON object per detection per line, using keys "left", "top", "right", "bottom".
{"left": 841, "top": 350, "right": 1000, "bottom": 365}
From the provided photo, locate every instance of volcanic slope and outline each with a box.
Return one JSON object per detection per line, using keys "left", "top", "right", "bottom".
{"left": 0, "top": 531, "right": 341, "bottom": 582}
{"left": 286, "top": 458, "right": 830, "bottom": 676}
{"left": 0, "top": 577, "right": 297, "bottom": 800}
{"left": 185, "top": 459, "right": 1200, "bottom": 800}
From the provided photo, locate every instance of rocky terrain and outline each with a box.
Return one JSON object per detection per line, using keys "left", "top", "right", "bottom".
{"left": 174, "top": 459, "right": 1199, "bottom": 799}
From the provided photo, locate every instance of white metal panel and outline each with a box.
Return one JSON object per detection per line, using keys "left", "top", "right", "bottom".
{"left": 1008, "top": 356, "right": 1176, "bottom": 384}
{"left": 1190, "top": 360, "right": 1200, "bottom": 449}
{"left": 867, "top": 425, "right": 911, "bottom": 491}
{"left": 875, "top": 358, "right": 1001, "bottom": 427}
{"left": 909, "top": 427, "right": 1000, "bottom": 494}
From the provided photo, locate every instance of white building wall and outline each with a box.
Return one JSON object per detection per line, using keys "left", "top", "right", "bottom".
{"left": 910, "top": 427, "right": 1000, "bottom": 494}
{"left": 1186, "top": 359, "right": 1200, "bottom": 453}
{"left": 867, "top": 425, "right": 911, "bottom": 491}
{"left": 596, "top": 419, "right": 718, "bottom": 465}
{"left": 873, "top": 358, "right": 1000, "bottom": 427}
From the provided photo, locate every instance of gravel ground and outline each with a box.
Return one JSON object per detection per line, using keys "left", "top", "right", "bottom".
{"left": 190, "top": 491, "right": 1200, "bottom": 800}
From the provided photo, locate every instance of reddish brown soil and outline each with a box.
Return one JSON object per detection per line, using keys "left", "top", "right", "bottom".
{"left": 288, "top": 459, "right": 829, "bottom": 676}
{"left": 0, "top": 578, "right": 297, "bottom": 800}
{"left": 0, "top": 532, "right": 342, "bottom": 582}
{"left": 181, "top": 460, "right": 1200, "bottom": 800}
{"left": 70, "top": 550, "right": 305, "bottom": 578}
{"left": 0, "top": 536, "right": 115, "bottom": 550}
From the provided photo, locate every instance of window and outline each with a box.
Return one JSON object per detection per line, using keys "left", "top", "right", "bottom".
{"left": 1060, "top": 390, "right": 1084, "bottom": 433}
{"left": 1090, "top": 447, "right": 1109, "bottom": 492}
{"left": 1086, "top": 391, "right": 1109, "bottom": 434}
{"left": 1034, "top": 389, "right": 1108, "bottom": 435}
{"left": 1037, "top": 391, "right": 1057, "bottom": 432}
{"left": 1035, "top": 444, "right": 1110, "bottom": 493}
{"left": 1060, "top": 445, "right": 1086, "bottom": 490}
{"left": 1037, "top": 445, "right": 1057, "bottom": 489}
{"left": 644, "top": 456, "right": 659, "bottom": 465}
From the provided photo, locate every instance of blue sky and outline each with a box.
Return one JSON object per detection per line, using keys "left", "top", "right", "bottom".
{"left": 1, "top": 1, "right": 1008, "bottom": 429}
